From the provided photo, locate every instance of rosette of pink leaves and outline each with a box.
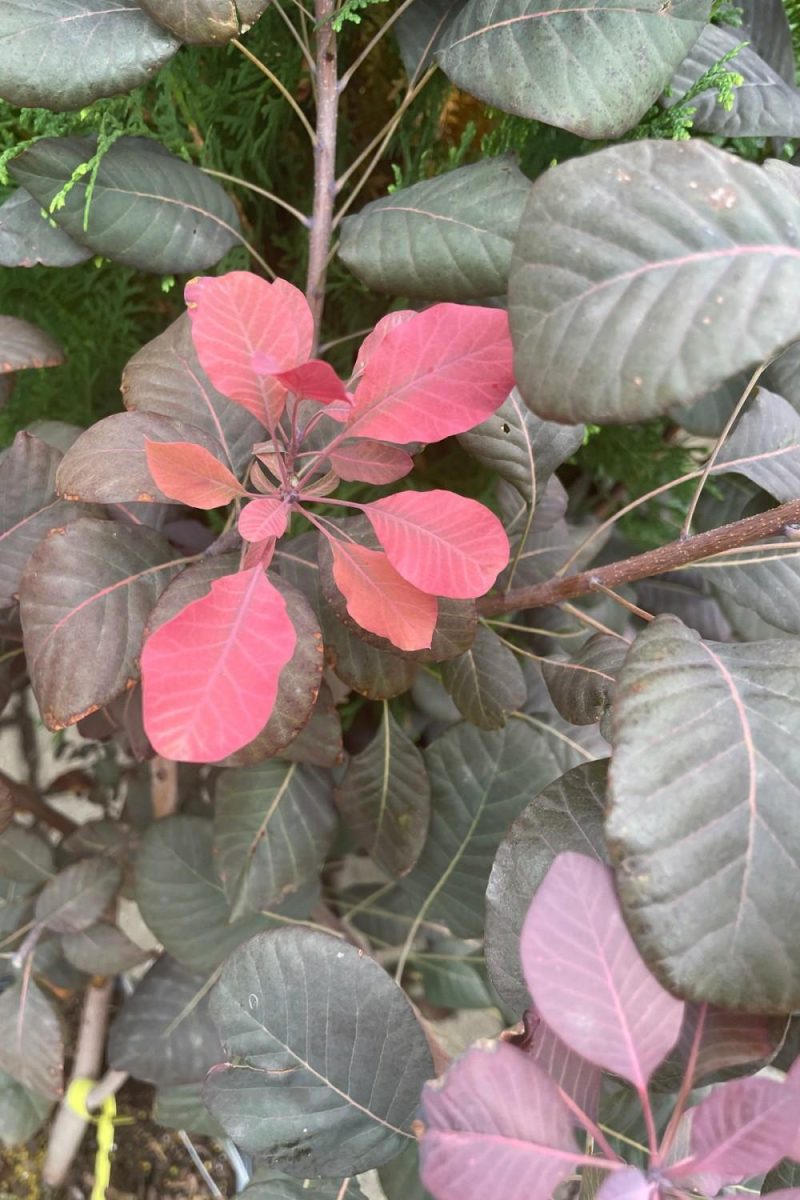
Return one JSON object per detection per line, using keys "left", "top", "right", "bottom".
{"left": 139, "top": 271, "right": 515, "bottom": 761}
{"left": 419, "top": 852, "right": 800, "bottom": 1200}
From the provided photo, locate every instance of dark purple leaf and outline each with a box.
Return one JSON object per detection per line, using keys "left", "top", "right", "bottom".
{"left": 122, "top": 313, "right": 262, "bottom": 475}
{"left": 20, "top": 517, "right": 180, "bottom": 729}
{"left": 56, "top": 411, "right": 230, "bottom": 504}
{"left": 521, "top": 853, "right": 684, "bottom": 1090}
{"left": 0, "top": 432, "right": 97, "bottom": 608}
{"left": 0, "top": 188, "right": 92, "bottom": 267}
{"left": 0, "top": 315, "right": 63, "bottom": 373}
{"left": 420, "top": 1041, "right": 580, "bottom": 1200}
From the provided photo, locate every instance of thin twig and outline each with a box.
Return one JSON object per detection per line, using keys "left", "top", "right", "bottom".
{"left": 43, "top": 980, "right": 115, "bottom": 1187}
{"left": 337, "top": 0, "right": 419, "bottom": 91}
{"left": 273, "top": 0, "right": 317, "bottom": 74}
{"left": 201, "top": 167, "right": 310, "bottom": 225}
{"left": 680, "top": 359, "right": 770, "bottom": 537}
{"left": 479, "top": 499, "right": 800, "bottom": 618}
{"left": 232, "top": 37, "right": 317, "bottom": 143}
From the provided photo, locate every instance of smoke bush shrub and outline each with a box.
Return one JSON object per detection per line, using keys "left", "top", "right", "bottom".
{"left": 1, "top": 1, "right": 800, "bottom": 1197}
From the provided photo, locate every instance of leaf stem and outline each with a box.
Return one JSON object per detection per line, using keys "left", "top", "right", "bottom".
{"left": 200, "top": 168, "right": 310, "bottom": 226}
{"left": 479, "top": 499, "right": 800, "bottom": 618}
{"left": 232, "top": 38, "right": 317, "bottom": 144}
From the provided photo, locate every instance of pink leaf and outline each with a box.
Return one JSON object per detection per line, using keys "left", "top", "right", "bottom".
{"left": 348, "top": 305, "right": 514, "bottom": 443}
{"left": 238, "top": 498, "right": 290, "bottom": 543}
{"left": 243, "top": 538, "right": 277, "bottom": 569}
{"left": 268, "top": 359, "right": 349, "bottom": 406}
{"left": 597, "top": 1168, "right": 655, "bottom": 1200}
{"left": 520, "top": 853, "right": 684, "bottom": 1091}
{"left": 328, "top": 538, "right": 437, "bottom": 652}
{"left": 329, "top": 441, "right": 413, "bottom": 484}
{"left": 364, "top": 490, "right": 509, "bottom": 599}
{"left": 670, "top": 1076, "right": 800, "bottom": 1186}
{"left": 141, "top": 566, "right": 296, "bottom": 762}
{"left": 185, "top": 272, "right": 313, "bottom": 424}
{"left": 145, "top": 440, "right": 247, "bottom": 509}
{"left": 517, "top": 1008, "right": 601, "bottom": 1121}
{"left": 353, "top": 309, "right": 416, "bottom": 378}
{"left": 420, "top": 1041, "right": 580, "bottom": 1200}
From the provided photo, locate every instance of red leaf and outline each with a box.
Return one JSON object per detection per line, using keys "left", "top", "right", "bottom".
{"left": 256, "top": 357, "right": 349, "bottom": 406}
{"left": 141, "top": 567, "right": 296, "bottom": 762}
{"left": 671, "top": 1076, "right": 800, "bottom": 1186}
{"left": 328, "top": 538, "right": 437, "bottom": 652}
{"left": 420, "top": 1041, "right": 580, "bottom": 1200}
{"left": 238, "top": 498, "right": 290, "bottom": 543}
{"left": 520, "top": 853, "right": 684, "bottom": 1092}
{"left": 353, "top": 310, "right": 415, "bottom": 378}
{"left": 145, "top": 441, "right": 246, "bottom": 509}
{"left": 185, "top": 272, "right": 313, "bottom": 424}
{"left": 348, "top": 305, "right": 514, "bottom": 443}
{"left": 329, "top": 441, "right": 413, "bottom": 484}
{"left": 364, "top": 490, "right": 509, "bottom": 599}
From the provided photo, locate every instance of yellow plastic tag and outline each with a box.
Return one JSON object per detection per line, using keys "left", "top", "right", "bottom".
{"left": 65, "top": 1078, "right": 131, "bottom": 1200}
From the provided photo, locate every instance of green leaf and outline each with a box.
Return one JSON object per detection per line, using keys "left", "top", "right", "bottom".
{"left": 740, "top": 0, "right": 795, "bottom": 84}
{"left": 0, "top": 188, "right": 91, "bottom": 268}
{"left": 0, "top": 1, "right": 178, "bottom": 111}
{"left": 379, "top": 1143, "right": 434, "bottom": 1200}
{"left": 108, "top": 956, "right": 224, "bottom": 1086}
{"left": 279, "top": 682, "right": 344, "bottom": 768}
{"left": 134, "top": 815, "right": 279, "bottom": 974}
{"left": 458, "top": 388, "right": 584, "bottom": 507}
{"left": 0, "top": 979, "right": 63, "bottom": 1099}
{"left": 34, "top": 857, "right": 120, "bottom": 934}
{"left": 764, "top": 1159, "right": 800, "bottom": 1194}
{"left": 399, "top": 718, "right": 567, "bottom": 939}
{"left": 61, "top": 923, "right": 149, "bottom": 974}
{"left": 19, "top": 517, "right": 180, "bottom": 730}
{"left": 335, "top": 705, "right": 430, "bottom": 877}
{"left": 154, "top": 1082, "right": 225, "bottom": 1139}
{"left": 436, "top": 0, "right": 711, "bottom": 138}
{"left": 10, "top": 136, "right": 241, "bottom": 273}
{"left": 0, "top": 825, "right": 54, "bottom": 883}
{"left": 0, "top": 1068, "right": 52, "bottom": 1147}
{"left": 664, "top": 25, "right": 800, "bottom": 137}
{"left": 509, "top": 139, "right": 800, "bottom": 424}
{"left": 214, "top": 761, "right": 337, "bottom": 917}
{"left": 440, "top": 624, "right": 527, "bottom": 730}
{"left": 395, "top": 0, "right": 463, "bottom": 76}
{"left": 339, "top": 155, "right": 529, "bottom": 300}
{"left": 541, "top": 634, "right": 627, "bottom": 732}
{"left": 206, "top": 929, "right": 433, "bottom": 1175}
{"left": 415, "top": 938, "right": 494, "bottom": 1009}
{"left": 485, "top": 760, "right": 608, "bottom": 1015}
{"left": 607, "top": 615, "right": 800, "bottom": 1011}
{"left": 705, "top": 542, "right": 800, "bottom": 638}
{"left": 715, "top": 389, "right": 800, "bottom": 503}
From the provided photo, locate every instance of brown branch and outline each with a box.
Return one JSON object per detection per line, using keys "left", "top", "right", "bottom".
{"left": 43, "top": 978, "right": 115, "bottom": 1187}
{"left": 305, "top": 0, "right": 338, "bottom": 345}
{"left": 479, "top": 499, "right": 800, "bottom": 618}
{"left": 149, "top": 755, "right": 179, "bottom": 820}
{"left": 0, "top": 769, "right": 77, "bottom": 837}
